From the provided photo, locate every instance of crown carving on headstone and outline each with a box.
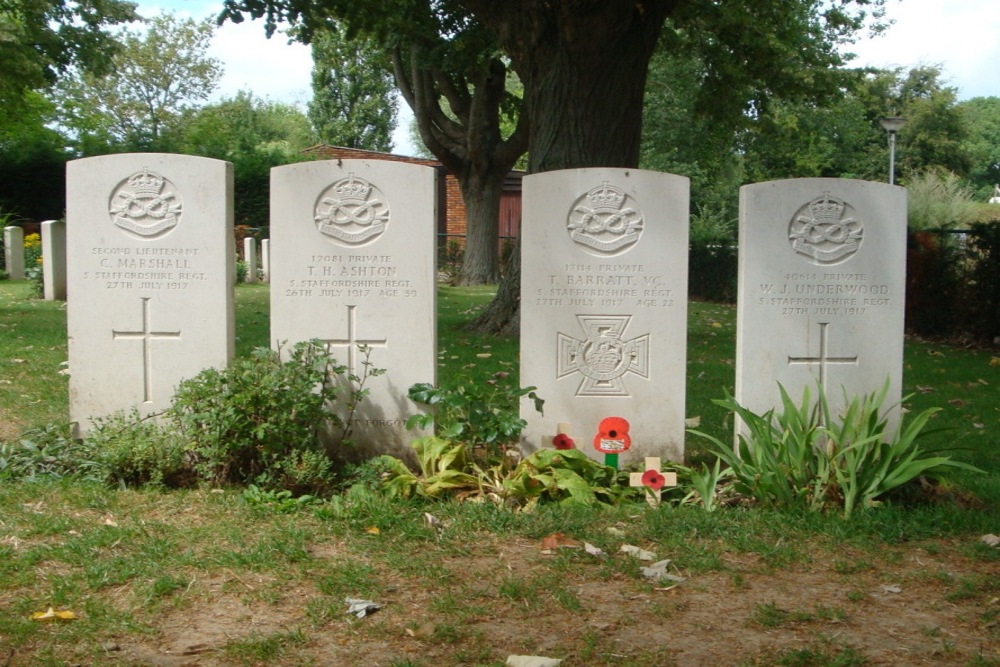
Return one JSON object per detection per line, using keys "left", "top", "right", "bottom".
{"left": 586, "top": 182, "right": 626, "bottom": 212}
{"left": 128, "top": 169, "right": 166, "bottom": 196}
{"left": 585, "top": 341, "right": 622, "bottom": 372}
{"left": 809, "top": 193, "right": 846, "bottom": 222}
{"left": 334, "top": 173, "right": 371, "bottom": 204}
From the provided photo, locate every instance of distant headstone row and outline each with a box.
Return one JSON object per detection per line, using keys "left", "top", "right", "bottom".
{"left": 62, "top": 153, "right": 907, "bottom": 463}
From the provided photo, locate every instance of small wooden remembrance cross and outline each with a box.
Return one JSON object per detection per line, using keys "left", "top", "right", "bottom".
{"left": 549, "top": 421, "right": 578, "bottom": 450}
{"left": 629, "top": 457, "right": 678, "bottom": 507}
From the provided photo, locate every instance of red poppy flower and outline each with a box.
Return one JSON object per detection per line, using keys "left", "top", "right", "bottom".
{"left": 598, "top": 417, "right": 630, "bottom": 439}
{"left": 593, "top": 416, "right": 632, "bottom": 453}
{"left": 641, "top": 469, "right": 665, "bottom": 490}
{"left": 552, "top": 434, "right": 575, "bottom": 450}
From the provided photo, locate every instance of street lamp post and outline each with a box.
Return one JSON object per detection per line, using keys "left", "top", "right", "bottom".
{"left": 879, "top": 116, "right": 906, "bottom": 185}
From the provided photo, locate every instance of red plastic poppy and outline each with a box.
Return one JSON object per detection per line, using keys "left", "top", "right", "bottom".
{"left": 552, "top": 434, "right": 575, "bottom": 450}
{"left": 641, "top": 469, "right": 665, "bottom": 490}
{"left": 593, "top": 416, "right": 632, "bottom": 454}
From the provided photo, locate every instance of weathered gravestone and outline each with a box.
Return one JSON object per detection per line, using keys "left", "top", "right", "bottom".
{"left": 270, "top": 160, "right": 437, "bottom": 458}
{"left": 520, "top": 168, "right": 690, "bottom": 464}
{"left": 66, "top": 153, "right": 235, "bottom": 435}
{"left": 41, "top": 220, "right": 67, "bottom": 300}
{"left": 4, "top": 225, "right": 25, "bottom": 280}
{"left": 260, "top": 238, "right": 271, "bottom": 283}
{"left": 736, "top": 178, "right": 907, "bottom": 430}
{"left": 243, "top": 237, "right": 258, "bottom": 284}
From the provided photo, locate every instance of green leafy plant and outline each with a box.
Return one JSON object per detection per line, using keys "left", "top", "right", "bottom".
{"left": 235, "top": 259, "right": 248, "bottom": 283}
{"left": 379, "top": 436, "right": 480, "bottom": 500}
{"left": 242, "top": 483, "right": 321, "bottom": 513}
{"left": 690, "top": 382, "right": 981, "bottom": 517}
{"left": 73, "top": 341, "right": 381, "bottom": 494}
{"left": 168, "top": 340, "right": 369, "bottom": 492}
{"left": 88, "top": 409, "right": 190, "bottom": 488}
{"left": 406, "top": 372, "right": 543, "bottom": 464}
{"left": 378, "top": 439, "right": 627, "bottom": 507}
{"left": 22, "top": 232, "right": 43, "bottom": 298}
{"left": 684, "top": 458, "right": 732, "bottom": 511}
{"left": 692, "top": 385, "right": 832, "bottom": 512}
{"left": 821, "top": 383, "right": 980, "bottom": 517}
{"left": 0, "top": 423, "right": 103, "bottom": 482}
{"left": 503, "top": 448, "right": 624, "bottom": 507}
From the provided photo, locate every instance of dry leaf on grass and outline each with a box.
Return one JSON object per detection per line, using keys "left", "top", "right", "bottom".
{"left": 345, "top": 598, "right": 381, "bottom": 618}
{"left": 31, "top": 608, "right": 77, "bottom": 622}
{"left": 539, "top": 533, "right": 580, "bottom": 551}
{"left": 405, "top": 622, "right": 436, "bottom": 639}
{"left": 620, "top": 544, "right": 657, "bottom": 561}
{"left": 506, "top": 656, "right": 563, "bottom": 667}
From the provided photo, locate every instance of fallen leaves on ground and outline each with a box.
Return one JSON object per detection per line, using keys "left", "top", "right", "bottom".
{"left": 31, "top": 608, "right": 77, "bottom": 622}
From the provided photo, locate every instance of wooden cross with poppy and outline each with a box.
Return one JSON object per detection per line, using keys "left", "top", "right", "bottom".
{"left": 629, "top": 457, "right": 678, "bottom": 507}
{"left": 550, "top": 422, "right": 578, "bottom": 450}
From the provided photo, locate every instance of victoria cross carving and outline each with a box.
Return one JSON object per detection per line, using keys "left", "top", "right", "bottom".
{"left": 567, "top": 182, "right": 643, "bottom": 254}
{"left": 109, "top": 168, "right": 182, "bottom": 238}
{"left": 314, "top": 173, "right": 390, "bottom": 245}
{"left": 788, "top": 193, "right": 863, "bottom": 264}
{"left": 556, "top": 315, "right": 649, "bottom": 396}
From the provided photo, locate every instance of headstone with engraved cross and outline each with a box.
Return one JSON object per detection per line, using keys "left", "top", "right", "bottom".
{"left": 270, "top": 160, "right": 437, "bottom": 459}
{"left": 736, "top": 178, "right": 907, "bottom": 434}
{"left": 520, "top": 168, "right": 690, "bottom": 466}
{"left": 66, "top": 153, "right": 235, "bottom": 436}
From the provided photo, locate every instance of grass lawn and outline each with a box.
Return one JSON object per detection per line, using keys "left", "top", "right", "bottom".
{"left": 1, "top": 280, "right": 998, "bottom": 665}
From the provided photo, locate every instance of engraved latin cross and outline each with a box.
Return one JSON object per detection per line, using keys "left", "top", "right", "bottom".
{"left": 111, "top": 297, "right": 181, "bottom": 402}
{"left": 321, "top": 304, "right": 388, "bottom": 378}
{"left": 787, "top": 321, "right": 859, "bottom": 392}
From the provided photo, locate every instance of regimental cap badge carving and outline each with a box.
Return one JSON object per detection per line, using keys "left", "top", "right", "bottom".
{"left": 788, "top": 192, "right": 863, "bottom": 264}
{"left": 109, "top": 167, "right": 182, "bottom": 238}
{"left": 315, "top": 173, "right": 390, "bottom": 246}
{"left": 809, "top": 193, "right": 845, "bottom": 221}
{"left": 333, "top": 173, "right": 372, "bottom": 204}
{"left": 586, "top": 182, "right": 627, "bottom": 212}
{"left": 567, "top": 181, "right": 643, "bottom": 254}
{"left": 128, "top": 169, "right": 166, "bottom": 196}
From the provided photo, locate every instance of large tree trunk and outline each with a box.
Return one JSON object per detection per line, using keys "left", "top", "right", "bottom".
{"left": 467, "top": 237, "right": 521, "bottom": 335}
{"left": 393, "top": 49, "right": 527, "bottom": 287}
{"left": 457, "top": 168, "right": 503, "bottom": 285}
{"left": 463, "top": 0, "right": 669, "bottom": 333}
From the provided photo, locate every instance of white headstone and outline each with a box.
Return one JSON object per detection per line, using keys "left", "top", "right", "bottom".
{"left": 3, "top": 225, "right": 25, "bottom": 280}
{"left": 243, "top": 236, "right": 258, "bottom": 284}
{"left": 66, "top": 153, "right": 235, "bottom": 435}
{"left": 736, "top": 178, "right": 907, "bottom": 430}
{"left": 41, "top": 220, "right": 67, "bottom": 300}
{"left": 260, "top": 238, "right": 271, "bottom": 283}
{"left": 520, "top": 168, "right": 690, "bottom": 465}
{"left": 270, "top": 160, "right": 437, "bottom": 457}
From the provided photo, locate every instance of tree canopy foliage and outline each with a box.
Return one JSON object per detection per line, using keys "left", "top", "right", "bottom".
{"left": 960, "top": 96, "right": 1000, "bottom": 198}
{"left": 54, "top": 13, "right": 222, "bottom": 152}
{"left": 169, "top": 91, "right": 314, "bottom": 227}
{"left": 219, "top": 0, "right": 888, "bottom": 327}
{"left": 309, "top": 23, "right": 397, "bottom": 151}
{"left": 0, "top": 0, "right": 138, "bottom": 109}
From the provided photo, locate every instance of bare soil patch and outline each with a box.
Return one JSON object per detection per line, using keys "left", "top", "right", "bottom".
{"left": 70, "top": 537, "right": 1000, "bottom": 666}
